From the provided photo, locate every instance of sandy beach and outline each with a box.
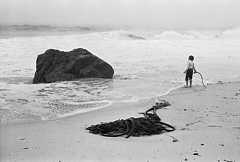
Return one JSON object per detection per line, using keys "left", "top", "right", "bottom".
{"left": 1, "top": 81, "right": 240, "bottom": 162}
{"left": 1, "top": 0, "right": 240, "bottom": 161}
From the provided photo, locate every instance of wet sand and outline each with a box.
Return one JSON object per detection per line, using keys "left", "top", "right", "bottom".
{"left": 1, "top": 82, "right": 240, "bottom": 162}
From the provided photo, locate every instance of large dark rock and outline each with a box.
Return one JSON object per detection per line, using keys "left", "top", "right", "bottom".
{"left": 33, "top": 48, "right": 114, "bottom": 83}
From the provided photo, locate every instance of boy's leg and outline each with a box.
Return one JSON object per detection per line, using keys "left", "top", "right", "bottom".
{"left": 189, "top": 69, "right": 193, "bottom": 87}
{"left": 185, "top": 74, "right": 188, "bottom": 87}
{"left": 189, "top": 79, "right": 192, "bottom": 87}
{"left": 185, "top": 80, "right": 188, "bottom": 87}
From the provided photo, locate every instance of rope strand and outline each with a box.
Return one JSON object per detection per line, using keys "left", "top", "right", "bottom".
{"left": 195, "top": 72, "right": 207, "bottom": 88}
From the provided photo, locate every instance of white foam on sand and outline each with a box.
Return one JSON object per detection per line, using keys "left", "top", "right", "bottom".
{"left": 49, "top": 100, "right": 113, "bottom": 120}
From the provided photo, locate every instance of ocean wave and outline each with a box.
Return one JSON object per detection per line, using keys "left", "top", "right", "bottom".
{"left": 82, "top": 28, "right": 240, "bottom": 40}
{"left": 221, "top": 28, "right": 240, "bottom": 39}
{"left": 0, "top": 25, "right": 93, "bottom": 32}
{"left": 0, "top": 25, "right": 111, "bottom": 39}
{"left": 1, "top": 25, "right": 240, "bottom": 40}
{"left": 154, "top": 31, "right": 196, "bottom": 40}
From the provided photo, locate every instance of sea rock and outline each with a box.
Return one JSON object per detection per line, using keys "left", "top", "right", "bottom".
{"left": 33, "top": 48, "right": 114, "bottom": 83}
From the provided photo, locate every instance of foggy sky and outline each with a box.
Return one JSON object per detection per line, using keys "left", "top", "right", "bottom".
{"left": 0, "top": 0, "right": 240, "bottom": 29}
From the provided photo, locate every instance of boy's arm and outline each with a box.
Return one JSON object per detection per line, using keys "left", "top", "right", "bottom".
{"left": 193, "top": 63, "right": 197, "bottom": 73}
{"left": 184, "top": 62, "right": 189, "bottom": 73}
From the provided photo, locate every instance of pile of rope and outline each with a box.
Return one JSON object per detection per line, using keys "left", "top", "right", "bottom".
{"left": 86, "top": 100, "right": 175, "bottom": 138}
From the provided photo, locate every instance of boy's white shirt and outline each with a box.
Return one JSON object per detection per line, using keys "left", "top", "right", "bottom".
{"left": 186, "top": 60, "right": 194, "bottom": 69}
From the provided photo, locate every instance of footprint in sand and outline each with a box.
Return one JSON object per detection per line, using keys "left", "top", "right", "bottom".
{"left": 185, "top": 120, "right": 202, "bottom": 127}
{"left": 0, "top": 89, "right": 9, "bottom": 91}
{"left": 207, "top": 125, "right": 222, "bottom": 128}
{"left": 17, "top": 99, "right": 29, "bottom": 104}
{"left": 235, "top": 92, "right": 240, "bottom": 96}
{"left": 232, "top": 126, "right": 240, "bottom": 130}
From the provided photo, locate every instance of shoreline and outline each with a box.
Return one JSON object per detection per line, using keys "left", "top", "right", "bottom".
{"left": 1, "top": 81, "right": 240, "bottom": 162}
{"left": 54, "top": 76, "right": 217, "bottom": 123}
{"left": 0, "top": 80, "right": 184, "bottom": 126}
{"left": 0, "top": 80, "right": 232, "bottom": 126}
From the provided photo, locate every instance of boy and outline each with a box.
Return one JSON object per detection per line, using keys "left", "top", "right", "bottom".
{"left": 184, "top": 55, "right": 197, "bottom": 88}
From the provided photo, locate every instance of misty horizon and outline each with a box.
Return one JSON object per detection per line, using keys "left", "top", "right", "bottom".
{"left": 1, "top": 0, "right": 240, "bottom": 30}
{"left": 1, "top": 24, "right": 239, "bottom": 32}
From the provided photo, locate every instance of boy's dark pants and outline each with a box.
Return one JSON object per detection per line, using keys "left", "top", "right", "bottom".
{"left": 185, "top": 69, "right": 193, "bottom": 81}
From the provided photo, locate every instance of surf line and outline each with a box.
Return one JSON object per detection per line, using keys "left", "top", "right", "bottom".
{"left": 155, "top": 72, "right": 207, "bottom": 102}
{"left": 155, "top": 84, "right": 183, "bottom": 103}
{"left": 41, "top": 100, "right": 113, "bottom": 120}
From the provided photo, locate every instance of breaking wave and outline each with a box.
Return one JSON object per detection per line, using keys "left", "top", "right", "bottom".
{"left": 1, "top": 25, "right": 240, "bottom": 40}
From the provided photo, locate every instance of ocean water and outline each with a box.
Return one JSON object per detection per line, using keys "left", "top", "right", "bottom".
{"left": 0, "top": 25, "right": 240, "bottom": 124}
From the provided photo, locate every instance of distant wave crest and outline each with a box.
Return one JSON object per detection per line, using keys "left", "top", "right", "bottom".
{"left": 1, "top": 25, "right": 240, "bottom": 40}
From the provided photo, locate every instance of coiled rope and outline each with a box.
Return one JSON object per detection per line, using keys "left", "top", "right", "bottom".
{"left": 86, "top": 100, "right": 175, "bottom": 138}
{"left": 195, "top": 72, "right": 207, "bottom": 88}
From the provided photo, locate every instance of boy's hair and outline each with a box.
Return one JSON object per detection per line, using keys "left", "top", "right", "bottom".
{"left": 188, "top": 55, "right": 194, "bottom": 61}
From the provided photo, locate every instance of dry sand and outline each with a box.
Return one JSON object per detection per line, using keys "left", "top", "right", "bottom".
{"left": 1, "top": 82, "right": 240, "bottom": 162}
